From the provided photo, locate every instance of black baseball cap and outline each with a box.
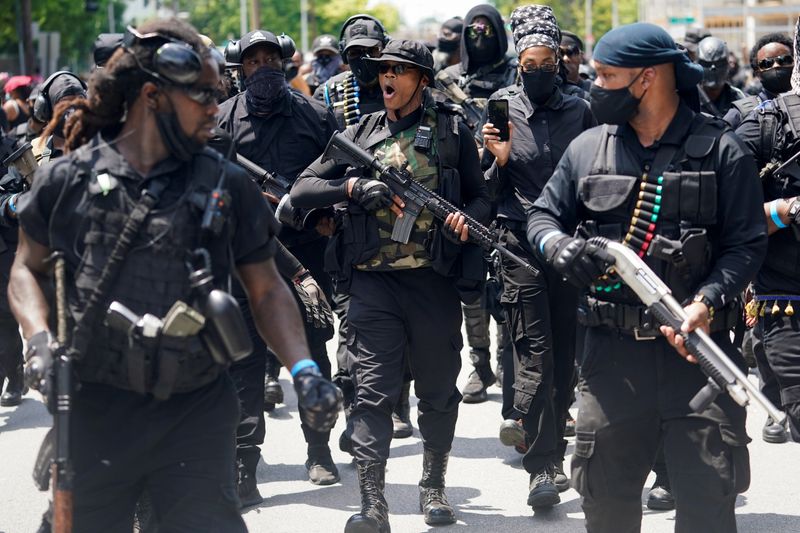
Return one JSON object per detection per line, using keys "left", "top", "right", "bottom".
{"left": 239, "top": 29, "right": 281, "bottom": 58}
{"left": 313, "top": 34, "right": 339, "bottom": 54}
{"left": 93, "top": 33, "right": 123, "bottom": 67}
{"left": 364, "top": 39, "right": 434, "bottom": 79}
{"left": 342, "top": 16, "right": 386, "bottom": 53}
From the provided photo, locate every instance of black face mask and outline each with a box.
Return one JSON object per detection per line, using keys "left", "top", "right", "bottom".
{"left": 438, "top": 39, "right": 459, "bottom": 54}
{"left": 589, "top": 70, "right": 645, "bottom": 126}
{"left": 245, "top": 66, "right": 289, "bottom": 116}
{"left": 521, "top": 70, "right": 557, "bottom": 105}
{"left": 349, "top": 56, "right": 377, "bottom": 85}
{"left": 466, "top": 36, "right": 499, "bottom": 66}
{"left": 760, "top": 67, "right": 793, "bottom": 96}
{"left": 155, "top": 110, "right": 204, "bottom": 162}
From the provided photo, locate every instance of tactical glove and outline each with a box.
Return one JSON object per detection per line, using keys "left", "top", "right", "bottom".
{"left": 351, "top": 179, "right": 393, "bottom": 212}
{"left": 24, "top": 331, "right": 54, "bottom": 401}
{"left": 544, "top": 236, "right": 615, "bottom": 288}
{"left": 293, "top": 271, "right": 334, "bottom": 330}
{"left": 293, "top": 365, "right": 342, "bottom": 432}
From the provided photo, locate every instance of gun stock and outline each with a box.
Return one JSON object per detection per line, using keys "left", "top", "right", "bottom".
{"left": 589, "top": 237, "right": 786, "bottom": 424}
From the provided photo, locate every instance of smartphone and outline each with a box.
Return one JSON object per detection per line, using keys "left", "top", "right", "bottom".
{"left": 487, "top": 99, "right": 510, "bottom": 142}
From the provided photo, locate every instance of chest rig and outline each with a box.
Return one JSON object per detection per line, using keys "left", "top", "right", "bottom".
{"left": 67, "top": 151, "right": 233, "bottom": 398}
{"left": 576, "top": 116, "right": 729, "bottom": 336}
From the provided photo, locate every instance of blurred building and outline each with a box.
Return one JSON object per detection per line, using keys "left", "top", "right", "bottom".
{"left": 641, "top": 0, "right": 800, "bottom": 58}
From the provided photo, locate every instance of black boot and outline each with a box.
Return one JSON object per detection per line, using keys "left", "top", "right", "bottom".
{"left": 392, "top": 382, "right": 413, "bottom": 439}
{"left": 462, "top": 348, "right": 494, "bottom": 404}
{"left": 345, "top": 460, "right": 390, "bottom": 533}
{"left": 0, "top": 364, "right": 25, "bottom": 407}
{"left": 762, "top": 415, "right": 788, "bottom": 444}
{"left": 264, "top": 374, "right": 283, "bottom": 412}
{"left": 527, "top": 464, "right": 560, "bottom": 508}
{"left": 418, "top": 449, "right": 456, "bottom": 526}
{"left": 236, "top": 458, "right": 263, "bottom": 509}
{"left": 646, "top": 470, "right": 674, "bottom": 511}
{"left": 306, "top": 444, "right": 340, "bottom": 485}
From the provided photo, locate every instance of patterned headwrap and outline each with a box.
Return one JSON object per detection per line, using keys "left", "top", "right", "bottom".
{"left": 510, "top": 5, "right": 561, "bottom": 55}
{"left": 792, "top": 16, "right": 800, "bottom": 94}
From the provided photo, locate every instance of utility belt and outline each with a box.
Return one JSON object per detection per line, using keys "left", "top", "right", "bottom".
{"left": 748, "top": 294, "right": 799, "bottom": 318}
{"left": 578, "top": 294, "right": 740, "bottom": 340}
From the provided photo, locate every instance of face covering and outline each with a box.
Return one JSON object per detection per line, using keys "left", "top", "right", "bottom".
{"left": 155, "top": 110, "right": 204, "bottom": 162}
{"left": 311, "top": 54, "right": 342, "bottom": 85}
{"left": 438, "top": 39, "right": 459, "bottom": 54}
{"left": 466, "top": 35, "right": 499, "bottom": 66}
{"left": 245, "top": 66, "right": 289, "bottom": 116}
{"left": 701, "top": 61, "right": 728, "bottom": 89}
{"left": 349, "top": 56, "right": 377, "bottom": 85}
{"left": 521, "top": 70, "right": 557, "bottom": 105}
{"left": 760, "top": 67, "right": 793, "bottom": 96}
{"left": 589, "top": 69, "right": 645, "bottom": 126}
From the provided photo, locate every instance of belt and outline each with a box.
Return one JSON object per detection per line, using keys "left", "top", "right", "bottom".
{"left": 750, "top": 294, "right": 799, "bottom": 317}
{"left": 578, "top": 295, "right": 739, "bottom": 341}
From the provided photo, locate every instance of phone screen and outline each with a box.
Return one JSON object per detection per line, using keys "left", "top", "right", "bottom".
{"left": 487, "top": 99, "right": 510, "bottom": 142}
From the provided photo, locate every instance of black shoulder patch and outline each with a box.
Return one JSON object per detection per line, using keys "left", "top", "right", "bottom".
{"left": 685, "top": 135, "right": 716, "bottom": 158}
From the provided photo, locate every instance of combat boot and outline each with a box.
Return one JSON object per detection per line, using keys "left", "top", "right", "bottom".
{"left": 646, "top": 472, "right": 674, "bottom": 511}
{"left": 306, "top": 444, "right": 340, "bottom": 485}
{"left": 762, "top": 415, "right": 788, "bottom": 443}
{"left": 462, "top": 348, "right": 495, "bottom": 404}
{"left": 527, "top": 463, "right": 560, "bottom": 509}
{"left": 236, "top": 458, "right": 263, "bottom": 509}
{"left": 392, "top": 382, "right": 413, "bottom": 439}
{"left": 553, "top": 461, "right": 569, "bottom": 493}
{"left": 418, "top": 449, "right": 456, "bottom": 525}
{"left": 0, "top": 364, "right": 25, "bottom": 407}
{"left": 264, "top": 374, "right": 283, "bottom": 412}
{"left": 345, "top": 460, "right": 390, "bottom": 533}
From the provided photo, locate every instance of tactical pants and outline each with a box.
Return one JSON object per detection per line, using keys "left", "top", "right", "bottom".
{"left": 499, "top": 227, "right": 578, "bottom": 474}
{"left": 757, "top": 313, "right": 800, "bottom": 441}
{"left": 68, "top": 377, "right": 246, "bottom": 533}
{"left": 0, "top": 313, "right": 22, "bottom": 386}
{"left": 347, "top": 268, "right": 462, "bottom": 461}
{"left": 573, "top": 327, "right": 750, "bottom": 533}
{"left": 232, "top": 238, "right": 333, "bottom": 474}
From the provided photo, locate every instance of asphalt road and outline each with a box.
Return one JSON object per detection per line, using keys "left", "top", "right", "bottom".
{"left": 1, "top": 323, "right": 799, "bottom": 533}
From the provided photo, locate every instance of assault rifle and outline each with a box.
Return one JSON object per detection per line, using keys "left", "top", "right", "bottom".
{"left": 589, "top": 237, "right": 787, "bottom": 423}
{"left": 759, "top": 147, "right": 800, "bottom": 180}
{"left": 321, "top": 132, "right": 537, "bottom": 275}
{"left": 235, "top": 153, "right": 330, "bottom": 232}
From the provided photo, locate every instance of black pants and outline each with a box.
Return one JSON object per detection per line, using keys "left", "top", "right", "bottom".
{"left": 232, "top": 238, "right": 333, "bottom": 473}
{"left": 757, "top": 312, "right": 800, "bottom": 440}
{"left": 499, "top": 227, "right": 577, "bottom": 474}
{"left": 347, "top": 268, "right": 462, "bottom": 461}
{"left": 0, "top": 313, "right": 22, "bottom": 384}
{"left": 572, "top": 327, "right": 750, "bottom": 533}
{"left": 68, "top": 377, "right": 246, "bottom": 533}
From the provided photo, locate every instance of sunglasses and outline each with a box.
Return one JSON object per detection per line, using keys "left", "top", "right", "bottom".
{"left": 520, "top": 63, "right": 558, "bottom": 74}
{"left": 559, "top": 45, "right": 580, "bottom": 58}
{"left": 758, "top": 54, "right": 794, "bottom": 71}
{"left": 123, "top": 26, "right": 203, "bottom": 86}
{"left": 466, "top": 23, "right": 494, "bottom": 39}
{"left": 378, "top": 63, "right": 418, "bottom": 75}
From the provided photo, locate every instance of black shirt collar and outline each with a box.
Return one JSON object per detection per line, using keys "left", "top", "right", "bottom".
{"left": 619, "top": 101, "right": 695, "bottom": 150}
{"left": 386, "top": 106, "right": 423, "bottom": 135}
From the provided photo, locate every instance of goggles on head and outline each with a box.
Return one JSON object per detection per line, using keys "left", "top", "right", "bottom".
{"left": 122, "top": 26, "right": 204, "bottom": 86}
{"left": 466, "top": 22, "right": 494, "bottom": 39}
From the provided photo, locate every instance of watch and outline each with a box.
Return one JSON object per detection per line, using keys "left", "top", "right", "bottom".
{"left": 692, "top": 293, "right": 716, "bottom": 322}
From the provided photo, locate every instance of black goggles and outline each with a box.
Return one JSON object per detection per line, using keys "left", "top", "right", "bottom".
{"left": 122, "top": 26, "right": 203, "bottom": 86}
{"left": 378, "top": 63, "right": 418, "bottom": 75}
{"left": 758, "top": 54, "right": 794, "bottom": 70}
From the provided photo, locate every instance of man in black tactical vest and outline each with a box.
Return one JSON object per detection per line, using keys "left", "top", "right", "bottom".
{"left": 9, "top": 19, "right": 340, "bottom": 531}
{"left": 528, "top": 23, "right": 766, "bottom": 532}
{"left": 216, "top": 27, "right": 342, "bottom": 493}
{"left": 292, "top": 39, "right": 490, "bottom": 532}
{"left": 315, "top": 15, "right": 390, "bottom": 130}
{"left": 735, "top": 17, "right": 800, "bottom": 445}
{"left": 481, "top": 5, "right": 597, "bottom": 509}
{"left": 724, "top": 32, "right": 795, "bottom": 129}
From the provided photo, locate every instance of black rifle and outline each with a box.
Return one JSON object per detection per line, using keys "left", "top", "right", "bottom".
{"left": 590, "top": 237, "right": 787, "bottom": 423}
{"left": 235, "top": 153, "right": 330, "bottom": 232}
{"left": 759, "top": 147, "right": 800, "bottom": 180}
{"left": 321, "top": 132, "right": 537, "bottom": 275}
{"left": 51, "top": 252, "right": 74, "bottom": 533}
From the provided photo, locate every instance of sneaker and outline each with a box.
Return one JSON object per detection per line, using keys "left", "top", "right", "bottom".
{"left": 527, "top": 466, "right": 560, "bottom": 508}
{"left": 499, "top": 419, "right": 528, "bottom": 454}
{"left": 553, "top": 462, "right": 569, "bottom": 493}
{"left": 237, "top": 462, "right": 263, "bottom": 509}
{"left": 462, "top": 370, "right": 492, "bottom": 404}
{"left": 264, "top": 376, "right": 283, "bottom": 413}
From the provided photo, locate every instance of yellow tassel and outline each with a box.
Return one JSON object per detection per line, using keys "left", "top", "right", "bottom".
{"left": 772, "top": 300, "right": 781, "bottom": 316}
{"left": 760, "top": 302, "right": 767, "bottom": 317}
{"left": 786, "top": 301, "right": 795, "bottom": 316}
{"left": 745, "top": 300, "right": 758, "bottom": 318}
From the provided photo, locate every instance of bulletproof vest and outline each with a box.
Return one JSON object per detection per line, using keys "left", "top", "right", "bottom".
{"left": 356, "top": 109, "right": 440, "bottom": 271}
{"left": 579, "top": 115, "right": 723, "bottom": 303}
{"left": 69, "top": 151, "right": 230, "bottom": 394}
{"left": 759, "top": 92, "right": 800, "bottom": 279}
{"left": 731, "top": 95, "right": 759, "bottom": 120}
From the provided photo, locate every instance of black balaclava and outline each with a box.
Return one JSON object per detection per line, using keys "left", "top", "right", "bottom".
{"left": 245, "top": 65, "right": 289, "bottom": 116}
{"left": 461, "top": 4, "right": 508, "bottom": 73}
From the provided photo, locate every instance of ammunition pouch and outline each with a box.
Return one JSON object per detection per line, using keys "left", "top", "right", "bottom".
{"left": 658, "top": 171, "right": 718, "bottom": 225}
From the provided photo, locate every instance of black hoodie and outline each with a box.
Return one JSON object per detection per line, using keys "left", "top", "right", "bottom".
{"left": 460, "top": 4, "right": 509, "bottom": 73}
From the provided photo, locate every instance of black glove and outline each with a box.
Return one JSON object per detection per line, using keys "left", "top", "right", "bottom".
{"left": 351, "top": 179, "right": 393, "bottom": 211}
{"left": 440, "top": 220, "right": 464, "bottom": 244}
{"left": 293, "top": 365, "right": 342, "bottom": 432}
{"left": 544, "top": 236, "right": 615, "bottom": 288}
{"left": 293, "top": 271, "right": 334, "bottom": 330}
{"left": 24, "top": 331, "right": 55, "bottom": 400}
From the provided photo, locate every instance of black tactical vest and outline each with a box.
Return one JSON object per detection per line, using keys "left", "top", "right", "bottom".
{"left": 67, "top": 150, "right": 231, "bottom": 396}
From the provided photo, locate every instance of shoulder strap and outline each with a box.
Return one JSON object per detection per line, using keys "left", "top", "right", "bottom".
{"left": 357, "top": 112, "right": 391, "bottom": 150}
{"left": 776, "top": 93, "right": 800, "bottom": 139}
{"left": 436, "top": 108, "right": 460, "bottom": 169}
{"left": 731, "top": 95, "right": 759, "bottom": 117}
{"left": 589, "top": 125, "right": 617, "bottom": 175}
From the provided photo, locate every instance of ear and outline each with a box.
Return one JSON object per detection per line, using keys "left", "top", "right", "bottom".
{"left": 421, "top": 73, "right": 431, "bottom": 88}
{"left": 141, "top": 81, "right": 160, "bottom": 110}
{"left": 641, "top": 67, "right": 657, "bottom": 90}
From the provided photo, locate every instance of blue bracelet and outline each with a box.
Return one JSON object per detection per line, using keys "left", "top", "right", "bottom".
{"left": 770, "top": 200, "right": 788, "bottom": 229}
{"left": 290, "top": 359, "right": 319, "bottom": 378}
{"left": 538, "top": 230, "right": 564, "bottom": 254}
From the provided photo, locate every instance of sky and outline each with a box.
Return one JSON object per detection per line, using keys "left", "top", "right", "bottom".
{"left": 378, "top": 0, "right": 487, "bottom": 27}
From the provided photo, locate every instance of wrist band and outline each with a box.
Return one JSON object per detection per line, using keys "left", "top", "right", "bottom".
{"left": 291, "top": 359, "right": 319, "bottom": 378}
{"left": 770, "top": 200, "right": 787, "bottom": 229}
{"left": 538, "top": 230, "right": 564, "bottom": 254}
{"left": 8, "top": 193, "right": 19, "bottom": 213}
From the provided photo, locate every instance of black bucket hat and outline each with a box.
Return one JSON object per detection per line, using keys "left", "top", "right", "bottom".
{"left": 363, "top": 39, "right": 434, "bottom": 79}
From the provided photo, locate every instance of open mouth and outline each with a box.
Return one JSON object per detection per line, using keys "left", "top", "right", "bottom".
{"left": 383, "top": 84, "right": 396, "bottom": 100}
